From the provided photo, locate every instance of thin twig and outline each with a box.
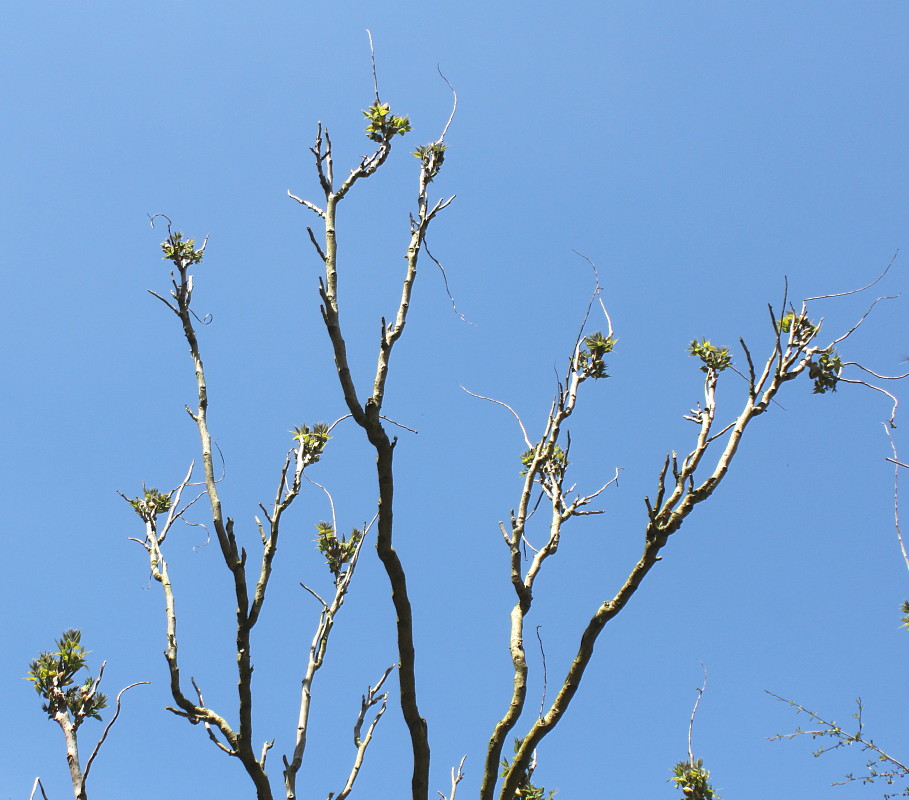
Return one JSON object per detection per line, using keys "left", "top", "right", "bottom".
{"left": 688, "top": 667, "right": 708, "bottom": 766}
{"left": 459, "top": 385, "right": 532, "bottom": 447}
{"left": 366, "top": 29, "right": 380, "bottom": 103}
{"left": 424, "top": 238, "right": 472, "bottom": 323}
{"left": 535, "top": 625, "right": 548, "bottom": 721}
{"left": 83, "top": 681, "right": 149, "bottom": 780}
{"left": 803, "top": 250, "right": 898, "bottom": 302}
{"left": 885, "top": 425, "right": 909, "bottom": 575}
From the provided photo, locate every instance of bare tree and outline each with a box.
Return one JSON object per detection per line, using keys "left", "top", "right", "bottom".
{"left": 116, "top": 44, "right": 906, "bottom": 800}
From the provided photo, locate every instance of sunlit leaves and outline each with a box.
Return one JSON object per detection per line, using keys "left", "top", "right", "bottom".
{"left": 127, "top": 486, "right": 172, "bottom": 521}
{"left": 779, "top": 311, "right": 818, "bottom": 341}
{"left": 413, "top": 142, "right": 447, "bottom": 182}
{"left": 520, "top": 444, "right": 569, "bottom": 480}
{"left": 688, "top": 339, "right": 732, "bottom": 373}
{"left": 670, "top": 758, "right": 720, "bottom": 800}
{"left": 314, "top": 522, "right": 362, "bottom": 580}
{"left": 363, "top": 101, "right": 411, "bottom": 143}
{"left": 291, "top": 422, "right": 331, "bottom": 464}
{"left": 27, "top": 630, "right": 108, "bottom": 723}
{"left": 161, "top": 231, "right": 204, "bottom": 265}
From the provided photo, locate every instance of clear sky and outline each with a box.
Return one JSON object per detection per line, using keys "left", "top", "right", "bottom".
{"left": 3, "top": 2, "right": 908, "bottom": 798}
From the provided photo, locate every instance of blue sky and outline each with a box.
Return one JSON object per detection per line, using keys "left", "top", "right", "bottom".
{"left": 3, "top": 2, "right": 908, "bottom": 798}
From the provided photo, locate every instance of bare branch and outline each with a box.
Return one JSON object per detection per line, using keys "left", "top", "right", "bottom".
{"left": 687, "top": 667, "right": 708, "bottom": 766}
{"left": 29, "top": 778, "right": 50, "bottom": 800}
{"left": 436, "top": 66, "right": 458, "bottom": 142}
{"left": 83, "top": 681, "right": 149, "bottom": 780}
{"left": 885, "top": 426, "right": 909, "bottom": 575}
{"left": 459, "top": 385, "right": 532, "bottom": 448}
{"left": 287, "top": 191, "right": 325, "bottom": 218}
{"left": 803, "top": 250, "right": 898, "bottom": 302}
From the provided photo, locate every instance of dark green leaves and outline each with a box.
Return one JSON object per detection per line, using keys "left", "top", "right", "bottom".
{"left": 499, "top": 739, "right": 557, "bottom": 800}
{"left": 577, "top": 330, "right": 616, "bottom": 379}
{"left": 688, "top": 339, "right": 732, "bottom": 373}
{"left": 808, "top": 350, "right": 843, "bottom": 394}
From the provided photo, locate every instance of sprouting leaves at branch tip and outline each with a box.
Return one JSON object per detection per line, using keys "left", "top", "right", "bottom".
{"left": 363, "top": 101, "right": 411, "bottom": 143}
{"left": 161, "top": 231, "right": 204, "bottom": 266}
{"left": 688, "top": 339, "right": 732, "bottom": 373}
{"left": 577, "top": 331, "right": 616, "bottom": 379}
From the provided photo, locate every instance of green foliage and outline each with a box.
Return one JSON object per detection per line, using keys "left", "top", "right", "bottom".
{"left": 779, "top": 311, "right": 818, "bottom": 340}
{"left": 688, "top": 339, "right": 732, "bottom": 373}
{"left": 500, "top": 740, "right": 557, "bottom": 800}
{"left": 291, "top": 422, "right": 331, "bottom": 464}
{"left": 577, "top": 330, "right": 616, "bottom": 379}
{"left": 363, "top": 101, "right": 411, "bottom": 143}
{"left": 808, "top": 349, "right": 843, "bottom": 394}
{"left": 670, "top": 759, "right": 720, "bottom": 800}
{"left": 520, "top": 444, "right": 569, "bottom": 479}
{"left": 27, "top": 630, "right": 108, "bottom": 722}
{"left": 161, "top": 231, "right": 204, "bottom": 265}
{"left": 314, "top": 522, "right": 362, "bottom": 580}
{"left": 899, "top": 600, "right": 909, "bottom": 631}
{"left": 413, "top": 142, "right": 447, "bottom": 182}
{"left": 127, "top": 486, "right": 172, "bottom": 521}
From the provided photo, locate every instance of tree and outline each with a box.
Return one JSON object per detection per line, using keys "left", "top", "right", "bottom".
{"left": 26, "top": 630, "right": 145, "bottom": 800}
{"left": 99, "top": 47, "right": 905, "bottom": 800}
{"left": 769, "top": 444, "right": 909, "bottom": 797}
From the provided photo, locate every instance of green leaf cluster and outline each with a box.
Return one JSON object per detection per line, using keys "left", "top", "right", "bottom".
{"left": 688, "top": 339, "right": 732, "bottom": 373}
{"left": 314, "top": 522, "right": 362, "bottom": 580}
{"left": 779, "top": 311, "right": 818, "bottom": 340}
{"left": 161, "top": 231, "right": 204, "bottom": 265}
{"left": 26, "top": 630, "right": 108, "bottom": 722}
{"left": 670, "top": 758, "right": 720, "bottom": 800}
{"left": 577, "top": 330, "right": 616, "bottom": 379}
{"left": 899, "top": 600, "right": 909, "bottom": 631}
{"left": 808, "top": 349, "right": 843, "bottom": 394}
{"left": 292, "top": 422, "right": 331, "bottom": 464}
{"left": 520, "top": 444, "right": 569, "bottom": 480}
{"left": 413, "top": 142, "right": 446, "bottom": 182}
{"left": 363, "top": 102, "right": 411, "bottom": 143}
{"left": 500, "top": 740, "right": 557, "bottom": 800}
{"left": 128, "top": 487, "right": 172, "bottom": 521}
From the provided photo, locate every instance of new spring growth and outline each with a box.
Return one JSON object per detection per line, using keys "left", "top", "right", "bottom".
{"left": 688, "top": 339, "right": 732, "bottom": 373}
{"left": 314, "top": 522, "right": 363, "bottom": 580}
{"left": 808, "top": 350, "right": 843, "bottom": 394}
{"left": 161, "top": 231, "right": 204, "bottom": 266}
{"left": 27, "top": 630, "right": 108, "bottom": 723}
{"left": 577, "top": 330, "right": 616, "bottom": 380}
{"left": 499, "top": 739, "right": 556, "bottom": 800}
{"left": 779, "top": 311, "right": 819, "bottom": 343}
{"left": 670, "top": 759, "right": 720, "bottom": 800}
{"left": 520, "top": 444, "right": 569, "bottom": 480}
{"left": 413, "top": 142, "right": 447, "bottom": 183}
{"left": 363, "top": 101, "right": 411, "bottom": 143}
{"left": 127, "top": 487, "right": 173, "bottom": 521}
{"left": 291, "top": 423, "right": 330, "bottom": 465}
